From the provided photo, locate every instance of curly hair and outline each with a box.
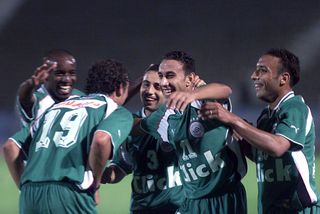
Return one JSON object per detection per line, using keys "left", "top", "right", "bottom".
{"left": 264, "top": 48, "right": 300, "bottom": 87}
{"left": 162, "top": 51, "right": 195, "bottom": 74}
{"left": 85, "top": 59, "right": 129, "bottom": 95}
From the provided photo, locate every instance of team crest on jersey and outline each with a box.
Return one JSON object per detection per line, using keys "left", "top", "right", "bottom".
{"left": 189, "top": 121, "right": 204, "bottom": 139}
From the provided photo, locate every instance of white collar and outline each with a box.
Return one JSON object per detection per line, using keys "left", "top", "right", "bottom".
{"left": 268, "top": 91, "right": 294, "bottom": 116}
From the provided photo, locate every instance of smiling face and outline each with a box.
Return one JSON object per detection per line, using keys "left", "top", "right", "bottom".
{"left": 140, "top": 70, "right": 164, "bottom": 116}
{"left": 45, "top": 54, "right": 77, "bottom": 102}
{"left": 251, "top": 54, "right": 284, "bottom": 104}
{"left": 158, "top": 59, "right": 191, "bottom": 98}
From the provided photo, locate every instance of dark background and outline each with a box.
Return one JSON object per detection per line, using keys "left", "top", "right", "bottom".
{"left": 1, "top": 0, "right": 320, "bottom": 143}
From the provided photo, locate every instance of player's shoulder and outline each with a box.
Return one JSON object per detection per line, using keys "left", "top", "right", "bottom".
{"left": 116, "top": 106, "right": 133, "bottom": 118}
{"left": 280, "top": 95, "right": 308, "bottom": 112}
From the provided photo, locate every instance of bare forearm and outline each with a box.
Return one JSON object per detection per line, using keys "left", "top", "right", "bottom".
{"left": 230, "top": 116, "right": 290, "bottom": 157}
{"left": 193, "top": 83, "right": 232, "bottom": 101}
{"left": 89, "top": 132, "right": 112, "bottom": 187}
{"left": 18, "top": 79, "right": 36, "bottom": 116}
{"left": 3, "top": 139, "right": 24, "bottom": 188}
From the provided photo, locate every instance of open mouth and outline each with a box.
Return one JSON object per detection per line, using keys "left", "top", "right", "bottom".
{"left": 254, "top": 82, "right": 263, "bottom": 91}
{"left": 57, "top": 85, "right": 72, "bottom": 95}
{"left": 162, "top": 87, "right": 173, "bottom": 95}
{"left": 144, "top": 96, "right": 158, "bottom": 105}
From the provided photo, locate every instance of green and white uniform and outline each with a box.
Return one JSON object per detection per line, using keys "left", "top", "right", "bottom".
{"left": 110, "top": 108, "right": 184, "bottom": 214}
{"left": 142, "top": 100, "right": 247, "bottom": 214}
{"left": 17, "top": 84, "right": 84, "bottom": 127}
{"left": 10, "top": 94, "right": 133, "bottom": 214}
{"left": 254, "top": 91, "right": 320, "bottom": 213}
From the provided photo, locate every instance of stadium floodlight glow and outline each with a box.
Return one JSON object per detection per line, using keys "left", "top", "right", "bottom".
{"left": 289, "top": 19, "right": 320, "bottom": 72}
{"left": 0, "top": 0, "right": 26, "bottom": 33}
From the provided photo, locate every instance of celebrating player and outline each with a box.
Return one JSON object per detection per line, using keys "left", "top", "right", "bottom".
{"left": 140, "top": 51, "right": 247, "bottom": 214}
{"left": 102, "top": 64, "right": 184, "bottom": 213}
{"left": 17, "top": 49, "right": 84, "bottom": 127}
{"left": 200, "top": 48, "right": 320, "bottom": 213}
{"left": 4, "top": 59, "right": 133, "bottom": 213}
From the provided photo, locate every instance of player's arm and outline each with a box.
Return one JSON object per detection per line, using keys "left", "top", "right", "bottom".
{"left": 167, "top": 82, "right": 232, "bottom": 112}
{"left": 200, "top": 101, "right": 290, "bottom": 157}
{"left": 91, "top": 106, "right": 133, "bottom": 186}
{"left": 89, "top": 131, "right": 113, "bottom": 190}
{"left": 130, "top": 117, "right": 149, "bottom": 137}
{"left": 18, "top": 61, "right": 57, "bottom": 117}
{"left": 101, "top": 140, "right": 132, "bottom": 183}
{"left": 101, "top": 165, "right": 127, "bottom": 184}
{"left": 3, "top": 139, "right": 25, "bottom": 188}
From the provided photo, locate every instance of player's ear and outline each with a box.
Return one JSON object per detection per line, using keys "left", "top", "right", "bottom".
{"left": 115, "top": 85, "right": 123, "bottom": 97}
{"left": 280, "top": 72, "right": 290, "bottom": 86}
{"left": 185, "top": 72, "right": 196, "bottom": 88}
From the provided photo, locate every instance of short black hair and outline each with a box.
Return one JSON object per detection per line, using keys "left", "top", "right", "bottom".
{"left": 145, "top": 64, "right": 159, "bottom": 73}
{"left": 162, "top": 51, "right": 195, "bottom": 74}
{"left": 85, "top": 59, "right": 129, "bottom": 95}
{"left": 43, "top": 49, "right": 75, "bottom": 63}
{"left": 264, "top": 48, "right": 300, "bottom": 87}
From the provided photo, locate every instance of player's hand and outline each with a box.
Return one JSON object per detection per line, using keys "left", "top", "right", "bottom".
{"left": 167, "top": 91, "right": 196, "bottom": 112}
{"left": 30, "top": 60, "right": 57, "bottom": 87}
{"left": 199, "top": 101, "right": 233, "bottom": 123}
{"left": 192, "top": 75, "right": 206, "bottom": 89}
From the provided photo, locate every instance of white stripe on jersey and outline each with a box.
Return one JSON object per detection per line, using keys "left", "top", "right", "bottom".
{"left": 291, "top": 151, "right": 318, "bottom": 204}
{"left": 306, "top": 106, "right": 313, "bottom": 136}
{"left": 157, "top": 109, "right": 175, "bottom": 143}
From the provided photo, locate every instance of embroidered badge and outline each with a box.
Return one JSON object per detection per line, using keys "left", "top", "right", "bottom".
{"left": 189, "top": 121, "right": 204, "bottom": 139}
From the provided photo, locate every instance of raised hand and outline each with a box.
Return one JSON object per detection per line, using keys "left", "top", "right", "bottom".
{"left": 31, "top": 60, "right": 57, "bottom": 87}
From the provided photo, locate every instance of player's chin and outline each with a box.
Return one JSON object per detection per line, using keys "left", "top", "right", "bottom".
{"left": 145, "top": 103, "right": 159, "bottom": 112}
{"left": 56, "top": 92, "right": 72, "bottom": 101}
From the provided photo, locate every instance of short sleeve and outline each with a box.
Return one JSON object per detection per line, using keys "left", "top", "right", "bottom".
{"left": 9, "top": 126, "right": 32, "bottom": 157}
{"left": 275, "top": 104, "right": 308, "bottom": 151}
{"left": 97, "top": 106, "right": 133, "bottom": 155}
{"left": 16, "top": 95, "right": 36, "bottom": 127}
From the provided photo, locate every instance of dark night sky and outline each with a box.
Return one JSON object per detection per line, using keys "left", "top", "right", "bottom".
{"left": 0, "top": 0, "right": 320, "bottom": 129}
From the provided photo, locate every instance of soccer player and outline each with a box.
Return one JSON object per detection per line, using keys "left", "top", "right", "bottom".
{"left": 17, "top": 49, "right": 84, "bottom": 127}
{"left": 102, "top": 64, "right": 184, "bottom": 214}
{"left": 4, "top": 59, "right": 133, "bottom": 213}
{"left": 201, "top": 48, "right": 320, "bottom": 213}
{"left": 140, "top": 51, "right": 247, "bottom": 214}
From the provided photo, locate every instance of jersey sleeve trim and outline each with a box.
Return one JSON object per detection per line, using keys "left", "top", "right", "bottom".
{"left": 8, "top": 137, "right": 28, "bottom": 158}
{"left": 94, "top": 130, "right": 116, "bottom": 156}
{"left": 275, "top": 133, "right": 303, "bottom": 151}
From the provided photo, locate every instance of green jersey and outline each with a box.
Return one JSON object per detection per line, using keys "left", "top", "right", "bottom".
{"left": 254, "top": 91, "right": 320, "bottom": 213}
{"left": 142, "top": 100, "right": 247, "bottom": 199}
{"left": 17, "top": 84, "right": 84, "bottom": 127}
{"left": 11, "top": 94, "right": 133, "bottom": 191}
{"left": 111, "top": 108, "right": 184, "bottom": 212}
